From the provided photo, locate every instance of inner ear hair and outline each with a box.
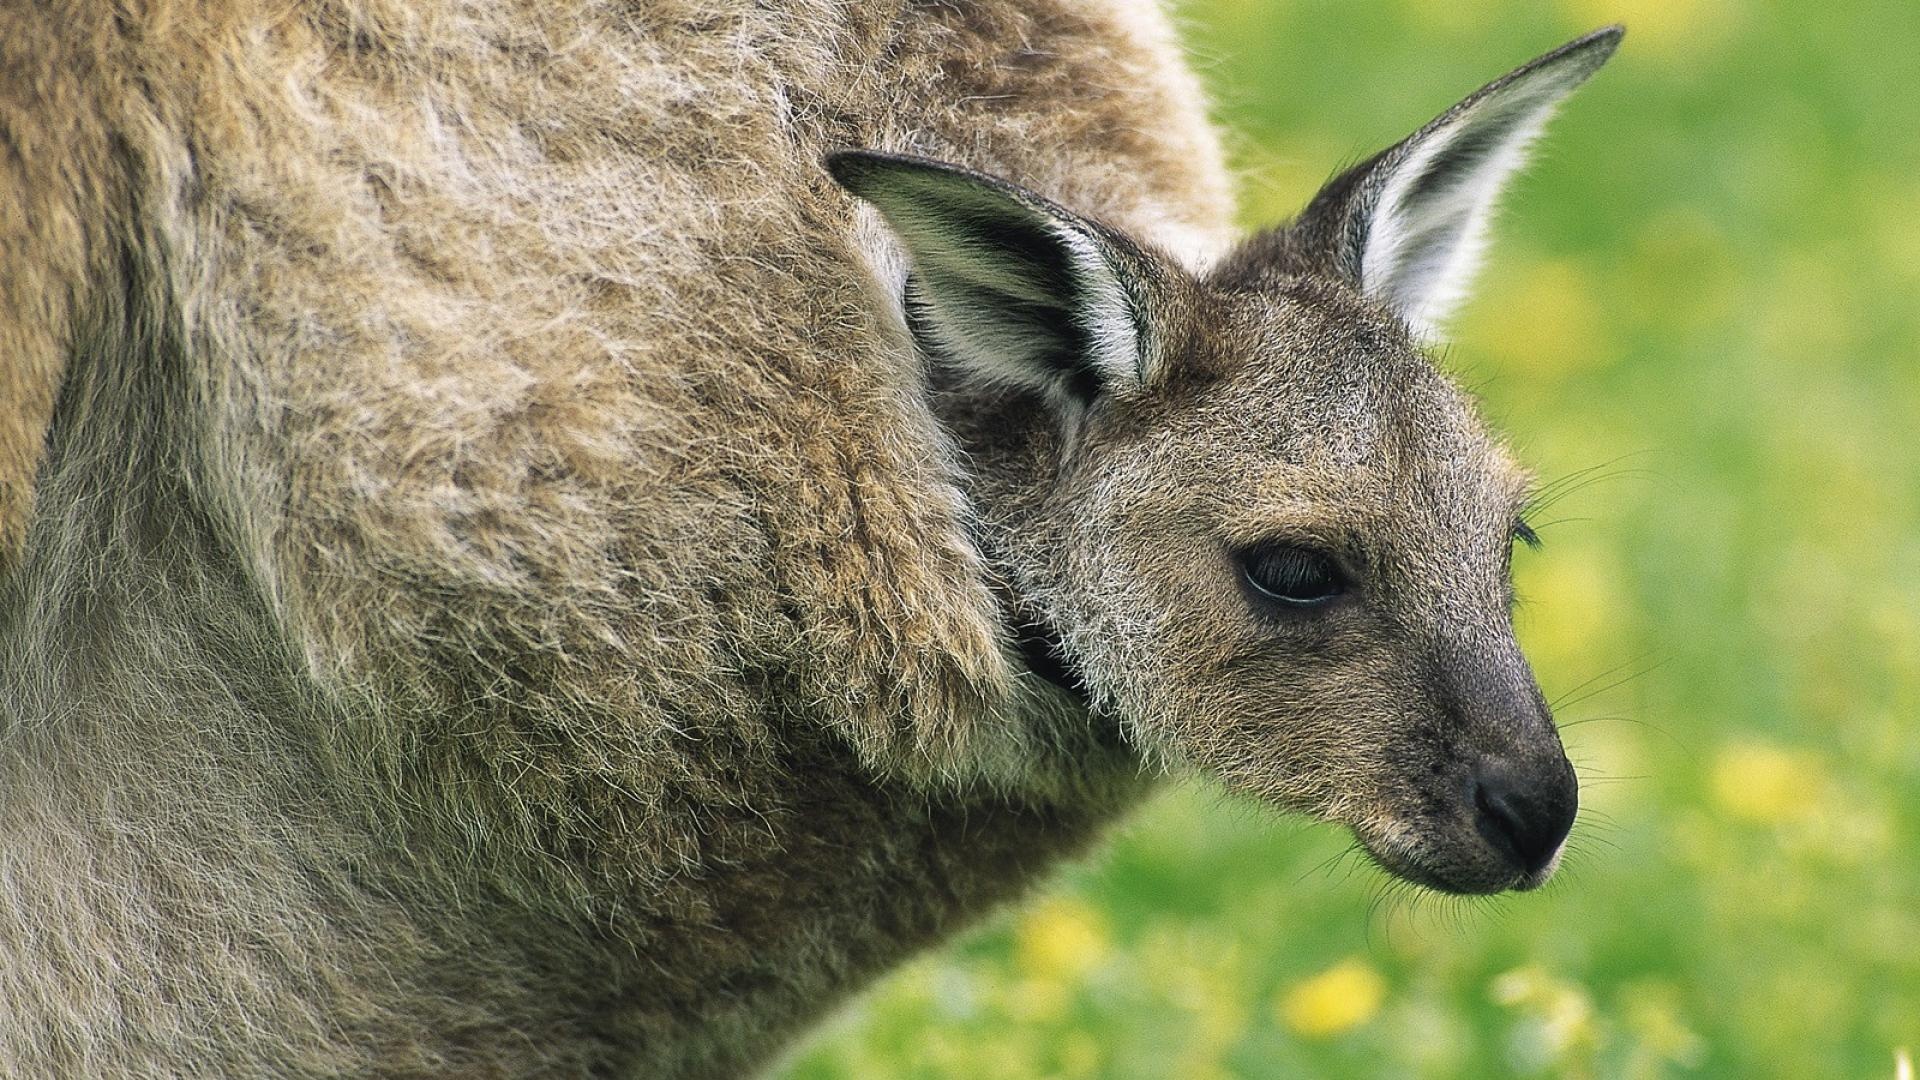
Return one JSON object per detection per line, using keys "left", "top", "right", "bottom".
{"left": 827, "top": 150, "right": 1164, "bottom": 408}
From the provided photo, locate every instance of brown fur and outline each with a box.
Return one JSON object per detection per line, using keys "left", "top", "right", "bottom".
{"left": 0, "top": 2, "right": 1612, "bottom": 1075}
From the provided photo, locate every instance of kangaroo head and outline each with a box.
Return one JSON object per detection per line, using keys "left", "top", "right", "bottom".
{"left": 830, "top": 29, "right": 1621, "bottom": 894}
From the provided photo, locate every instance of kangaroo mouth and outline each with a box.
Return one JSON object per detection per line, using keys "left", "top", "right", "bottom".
{"left": 1363, "top": 839, "right": 1525, "bottom": 895}
{"left": 1352, "top": 814, "right": 1567, "bottom": 896}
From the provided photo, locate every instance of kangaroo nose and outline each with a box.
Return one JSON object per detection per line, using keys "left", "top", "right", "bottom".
{"left": 1471, "top": 757, "right": 1577, "bottom": 878}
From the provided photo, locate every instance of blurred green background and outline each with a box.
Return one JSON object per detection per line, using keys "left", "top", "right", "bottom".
{"left": 785, "top": 0, "right": 1920, "bottom": 1075}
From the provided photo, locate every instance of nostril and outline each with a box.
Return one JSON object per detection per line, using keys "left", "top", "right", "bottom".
{"left": 1471, "top": 763, "right": 1576, "bottom": 875}
{"left": 1472, "top": 779, "right": 1525, "bottom": 858}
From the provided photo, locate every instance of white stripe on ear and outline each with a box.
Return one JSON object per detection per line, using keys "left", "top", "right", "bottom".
{"left": 1342, "top": 27, "right": 1622, "bottom": 339}
{"left": 1055, "top": 226, "right": 1148, "bottom": 392}
{"left": 828, "top": 151, "right": 1161, "bottom": 406}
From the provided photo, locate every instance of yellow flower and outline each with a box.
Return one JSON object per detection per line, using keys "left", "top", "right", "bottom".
{"left": 1277, "top": 958, "right": 1387, "bottom": 1038}
{"left": 1014, "top": 896, "right": 1110, "bottom": 982}
{"left": 1710, "top": 741, "right": 1824, "bottom": 825}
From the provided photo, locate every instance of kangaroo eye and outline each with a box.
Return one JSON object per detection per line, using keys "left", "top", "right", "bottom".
{"left": 1239, "top": 544, "right": 1348, "bottom": 607}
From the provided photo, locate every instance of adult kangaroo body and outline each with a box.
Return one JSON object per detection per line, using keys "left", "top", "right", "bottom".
{"left": 0, "top": 1, "right": 1617, "bottom": 1075}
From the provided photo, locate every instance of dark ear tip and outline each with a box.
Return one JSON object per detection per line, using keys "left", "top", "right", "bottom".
{"left": 1565, "top": 24, "right": 1626, "bottom": 63}
{"left": 1507, "top": 24, "right": 1622, "bottom": 89}
{"left": 824, "top": 149, "right": 960, "bottom": 197}
{"left": 824, "top": 150, "right": 878, "bottom": 192}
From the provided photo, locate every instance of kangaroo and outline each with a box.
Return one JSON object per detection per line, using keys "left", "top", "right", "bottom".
{"left": 0, "top": 2, "right": 1619, "bottom": 1075}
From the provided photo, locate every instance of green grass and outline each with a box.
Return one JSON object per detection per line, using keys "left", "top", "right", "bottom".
{"left": 783, "top": 1, "right": 1920, "bottom": 1076}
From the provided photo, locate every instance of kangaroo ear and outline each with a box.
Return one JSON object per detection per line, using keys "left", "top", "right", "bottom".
{"left": 828, "top": 151, "right": 1166, "bottom": 406}
{"left": 1291, "top": 27, "right": 1623, "bottom": 339}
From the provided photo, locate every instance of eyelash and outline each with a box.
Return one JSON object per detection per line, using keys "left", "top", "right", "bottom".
{"left": 1514, "top": 518, "right": 1542, "bottom": 549}
{"left": 1237, "top": 543, "right": 1349, "bottom": 608}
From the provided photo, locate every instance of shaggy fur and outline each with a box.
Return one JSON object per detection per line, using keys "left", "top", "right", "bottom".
{"left": 0, "top": 2, "right": 1616, "bottom": 1075}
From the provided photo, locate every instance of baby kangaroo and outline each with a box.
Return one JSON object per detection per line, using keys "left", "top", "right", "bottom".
{"left": 830, "top": 27, "right": 1621, "bottom": 896}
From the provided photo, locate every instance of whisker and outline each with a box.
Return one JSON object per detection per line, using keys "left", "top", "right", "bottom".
{"left": 1562, "top": 713, "right": 1695, "bottom": 758}
{"left": 1552, "top": 657, "right": 1669, "bottom": 713}
{"left": 1548, "top": 655, "right": 1655, "bottom": 710}
{"left": 1522, "top": 452, "right": 1663, "bottom": 519}
{"left": 1365, "top": 876, "right": 1424, "bottom": 952}
{"left": 1296, "top": 840, "right": 1364, "bottom": 887}
{"left": 1566, "top": 828, "right": 1623, "bottom": 854}
{"left": 1570, "top": 807, "right": 1618, "bottom": 827}
{"left": 1557, "top": 713, "right": 1640, "bottom": 729}
{"left": 1526, "top": 515, "right": 1595, "bottom": 532}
